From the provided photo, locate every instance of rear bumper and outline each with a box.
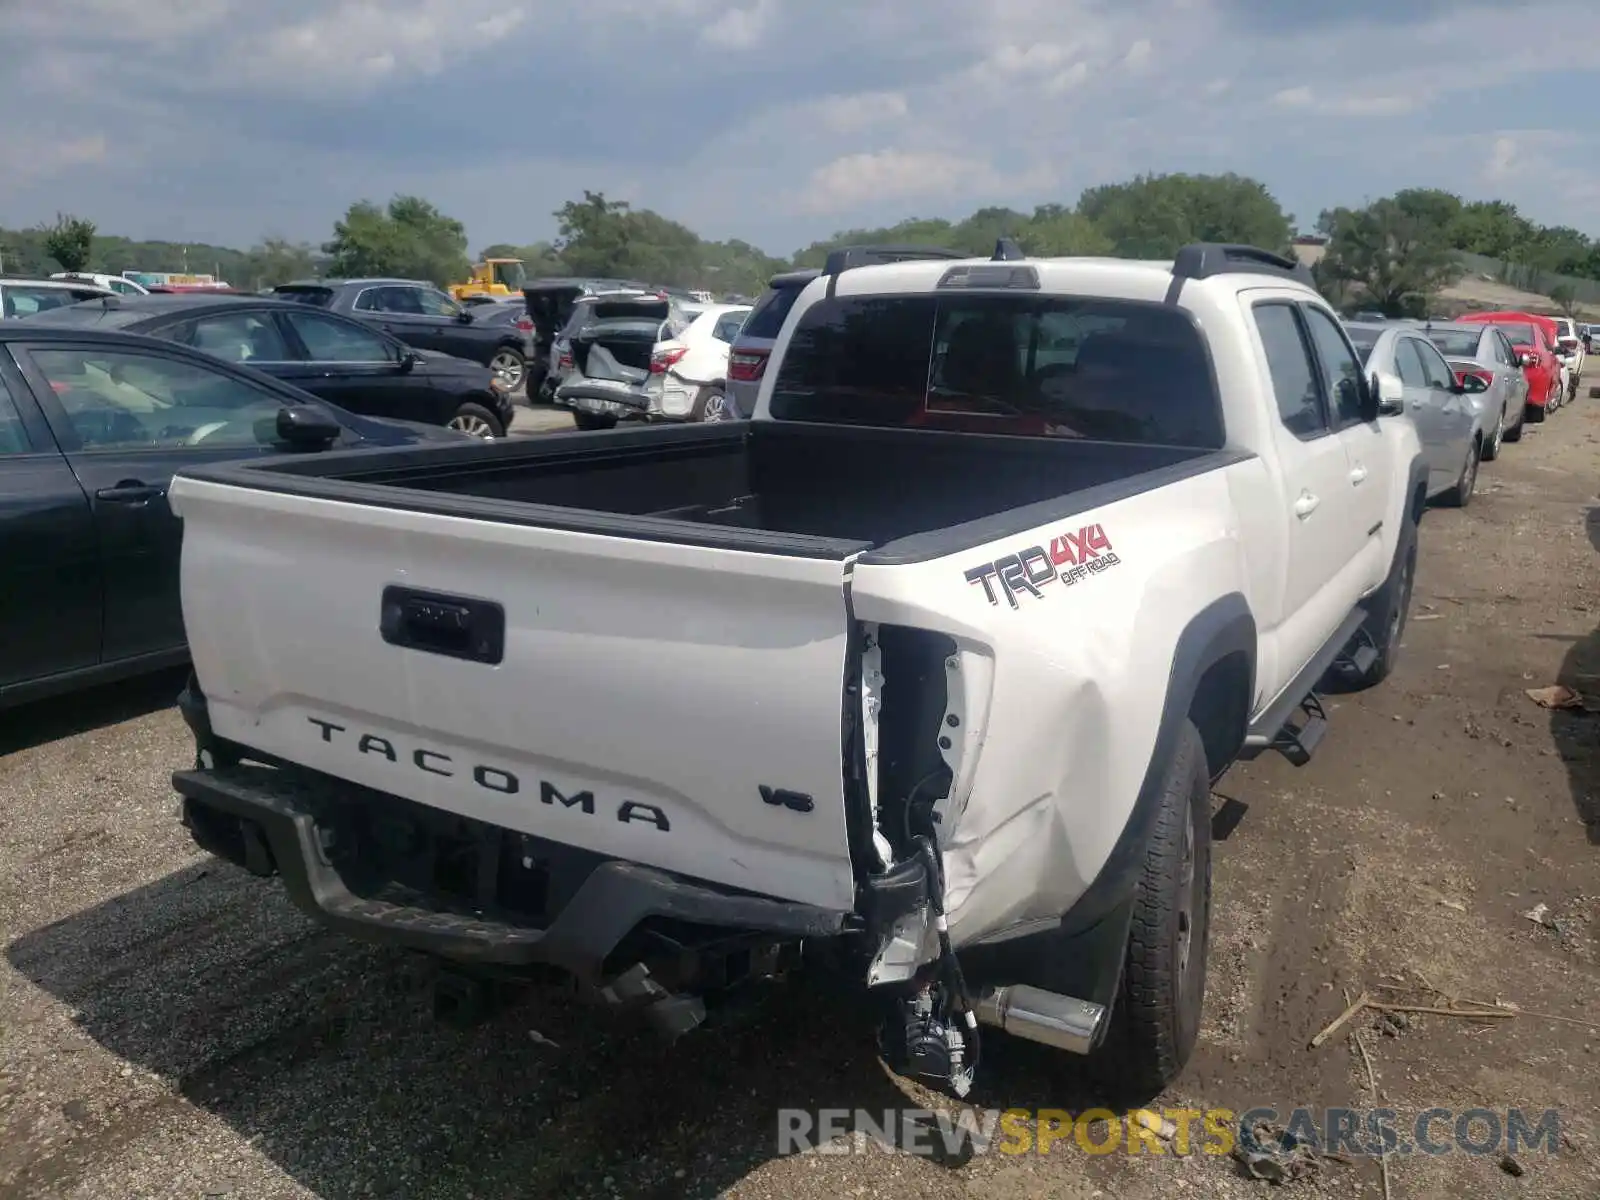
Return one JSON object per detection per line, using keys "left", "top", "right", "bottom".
{"left": 552, "top": 380, "right": 648, "bottom": 417}
{"left": 174, "top": 763, "right": 845, "bottom": 977}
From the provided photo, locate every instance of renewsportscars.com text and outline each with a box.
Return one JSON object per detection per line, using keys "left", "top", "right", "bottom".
{"left": 776, "top": 1106, "right": 1562, "bottom": 1159}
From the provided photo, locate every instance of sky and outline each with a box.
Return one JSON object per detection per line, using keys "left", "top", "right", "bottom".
{"left": 1, "top": 0, "right": 1597, "bottom": 258}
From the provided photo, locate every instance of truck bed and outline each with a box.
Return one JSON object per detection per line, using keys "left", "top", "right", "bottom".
{"left": 184, "top": 421, "right": 1231, "bottom": 563}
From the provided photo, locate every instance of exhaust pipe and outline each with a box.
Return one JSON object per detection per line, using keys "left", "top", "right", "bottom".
{"left": 974, "top": 984, "right": 1107, "bottom": 1056}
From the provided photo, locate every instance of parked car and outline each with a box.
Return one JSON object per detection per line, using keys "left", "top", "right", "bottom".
{"left": 0, "top": 324, "right": 467, "bottom": 709}
{"left": 269, "top": 278, "right": 530, "bottom": 391}
{"left": 643, "top": 304, "right": 751, "bottom": 422}
{"left": 52, "top": 271, "right": 150, "bottom": 296}
{"left": 166, "top": 240, "right": 1425, "bottom": 1101}
{"left": 1, "top": 276, "right": 114, "bottom": 318}
{"left": 1415, "top": 320, "right": 1528, "bottom": 451}
{"left": 725, "top": 247, "right": 967, "bottom": 419}
{"left": 521, "top": 277, "right": 656, "bottom": 400}
{"left": 548, "top": 292, "right": 698, "bottom": 429}
{"left": 24, "top": 295, "right": 517, "bottom": 439}
{"left": 1344, "top": 322, "right": 1492, "bottom": 504}
{"left": 1456, "top": 311, "right": 1565, "bottom": 421}
{"left": 1550, "top": 316, "right": 1585, "bottom": 399}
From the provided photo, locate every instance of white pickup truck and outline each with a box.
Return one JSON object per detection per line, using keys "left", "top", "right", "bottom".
{"left": 167, "top": 242, "right": 1427, "bottom": 1100}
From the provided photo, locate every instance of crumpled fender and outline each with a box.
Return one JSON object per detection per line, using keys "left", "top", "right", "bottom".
{"left": 848, "top": 464, "right": 1258, "bottom": 949}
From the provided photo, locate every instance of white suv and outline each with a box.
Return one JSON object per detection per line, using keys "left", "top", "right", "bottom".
{"left": 1551, "top": 316, "right": 1585, "bottom": 400}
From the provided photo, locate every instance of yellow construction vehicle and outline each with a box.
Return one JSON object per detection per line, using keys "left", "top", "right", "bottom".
{"left": 450, "top": 257, "right": 527, "bottom": 303}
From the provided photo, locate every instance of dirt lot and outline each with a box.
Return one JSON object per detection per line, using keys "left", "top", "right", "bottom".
{"left": 3, "top": 396, "right": 1599, "bottom": 1200}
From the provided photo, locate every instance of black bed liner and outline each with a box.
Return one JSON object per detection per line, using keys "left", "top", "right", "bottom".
{"left": 176, "top": 421, "right": 1252, "bottom": 566}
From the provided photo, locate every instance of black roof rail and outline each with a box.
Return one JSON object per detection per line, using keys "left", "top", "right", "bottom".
{"left": 992, "top": 238, "right": 1026, "bottom": 262}
{"left": 1171, "top": 242, "right": 1315, "bottom": 287}
{"left": 821, "top": 243, "right": 966, "bottom": 278}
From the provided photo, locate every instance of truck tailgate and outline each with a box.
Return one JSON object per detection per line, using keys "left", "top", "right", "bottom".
{"left": 170, "top": 476, "right": 860, "bottom": 912}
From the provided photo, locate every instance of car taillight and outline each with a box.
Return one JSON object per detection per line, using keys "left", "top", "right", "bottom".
{"left": 728, "top": 349, "right": 768, "bottom": 382}
{"left": 515, "top": 318, "right": 533, "bottom": 332}
{"left": 558, "top": 351, "right": 573, "bottom": 369}
{"left": 650, "top": 346, "right": 689, "bottom": 374}
{"left": 1455, "top": 368, "right": 1493, "bottom": 387}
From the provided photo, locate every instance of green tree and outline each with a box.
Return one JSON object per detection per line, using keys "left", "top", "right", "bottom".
{"left": 1316, "top": 198, "right": 1461, "bottom": 316}
{"left": 40, "top": 212, "right": 96, "bottom": 273}
{"left": 322, "top": 196, "right": 471, "bottom": 288}
{"left": 243, "top": 237, "right": 317, "bottom": 288}
{"left": 1077, "top": 173, "right": 1294, "bottom": 258}
{"left": 553, "top": 191, "right": 636, "bottom": 277}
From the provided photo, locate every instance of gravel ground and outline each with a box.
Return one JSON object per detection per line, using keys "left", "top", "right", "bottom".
{"left": 3, "top": 394, "right": 1599, "bottom": 1199}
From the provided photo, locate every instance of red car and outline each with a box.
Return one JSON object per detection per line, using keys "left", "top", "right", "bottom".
{"left": 1458, "top": 311, "right": 1563, "bottom": 422}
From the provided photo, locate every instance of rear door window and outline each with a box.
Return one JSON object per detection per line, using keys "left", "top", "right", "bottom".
{"left": 769, "top": 294, "right": 1224, "bottom": 447}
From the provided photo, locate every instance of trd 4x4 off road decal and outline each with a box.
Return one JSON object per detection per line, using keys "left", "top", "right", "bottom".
{"left": 963, "top": 523, "right": 1122, "bottom": 608}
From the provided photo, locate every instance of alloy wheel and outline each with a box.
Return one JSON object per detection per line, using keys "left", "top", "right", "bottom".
{"left": 490, "top": 350, "right": 525, "bottom": 390}
{"left": 448, "top": 413, "right": 497, "bottom": 439}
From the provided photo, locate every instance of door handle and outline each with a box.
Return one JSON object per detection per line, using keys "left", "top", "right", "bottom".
{"left": 1293, "top": 491, "right": 1320, "bottom": 519}
{"left": 1349, "top": 464, "right": 1368, "bottom": 484}
{"left": 96, "top": 481, "right": 165, "bottom": 504}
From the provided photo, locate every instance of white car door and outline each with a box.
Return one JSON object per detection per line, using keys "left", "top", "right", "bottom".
{"left": 1245, "top": 295, "right": 1373, "bottom": 677}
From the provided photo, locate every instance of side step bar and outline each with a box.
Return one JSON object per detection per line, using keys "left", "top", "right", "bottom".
{"left": 1240, "top": 607, "right": 1368, "bottom": 766}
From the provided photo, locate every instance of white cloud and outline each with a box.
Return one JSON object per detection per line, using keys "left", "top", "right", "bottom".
{"left": 1, "top": 0, "right": 1598, "bottom": 254}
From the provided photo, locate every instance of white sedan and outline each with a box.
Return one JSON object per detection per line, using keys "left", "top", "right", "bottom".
{"left": 643, "top": 303, "right": 751, "bottom": 422}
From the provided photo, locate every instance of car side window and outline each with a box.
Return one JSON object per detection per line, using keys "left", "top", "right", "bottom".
{"left": 1301, "top": 305, "right": 1365, "bottom": 426}
{"left": 283, "top": 311, "right": 395, "bottom": 362}
{"left": 1395, "top": 339, "right": 1429, "bottom": 387}
{"left": 25, "top": 347, "right": 285, "bottom": 451}
{"left": 1253, "top": 303, "right": 1325, "bottom": 438}
{"left": 174, "top": 312, "right": 291, "bottom": 364}
{"left": 0, "top": 372, "right": 32, "bottom": 454}
{"left": 712, "top": 314, "right": 746, "bottom": 343}
{"left": 353, "top": 288, "right": 384, "bottom": 312}
{"left": 1414, "top": 339, "right": 1456, "bottom": 390}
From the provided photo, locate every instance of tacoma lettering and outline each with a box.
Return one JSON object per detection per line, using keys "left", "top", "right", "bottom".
{"left": 964, "top": 523, "right": 1120, "bottom": 608}
{"left": 304, "top": 717, "right": 668, "bottom": 831}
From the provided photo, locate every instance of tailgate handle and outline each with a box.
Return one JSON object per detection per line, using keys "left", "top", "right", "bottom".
{"left": 380, "top": 586, "right": 504, "bottom": 665}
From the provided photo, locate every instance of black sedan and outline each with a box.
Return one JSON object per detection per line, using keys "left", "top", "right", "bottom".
{"left": 0, "top": 324, "right": 466, "bottom": 709}
{"left": 268, "top": 278, "right": 529, "bottom": 390}
{"left": 26, "top": 294, "right": 518, "bottom": 439}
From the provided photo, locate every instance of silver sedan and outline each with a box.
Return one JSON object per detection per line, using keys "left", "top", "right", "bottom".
{"left": 1416, "top": 321, "right": 1529, "bottom": 458}
{"left": 1346, "top": 321, "right": 1494, "bottom": 506}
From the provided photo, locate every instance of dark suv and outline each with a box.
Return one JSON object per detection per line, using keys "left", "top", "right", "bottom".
{"left": 724, "top": 246, "right": 965, "bottom": 418}
{"left": 271, "top": 279, "right": 530, "bottom": 391}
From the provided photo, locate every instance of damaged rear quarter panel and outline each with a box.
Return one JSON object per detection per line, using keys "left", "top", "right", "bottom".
{"left": 848, "top": 465, "right": 1256, "bottom": 947}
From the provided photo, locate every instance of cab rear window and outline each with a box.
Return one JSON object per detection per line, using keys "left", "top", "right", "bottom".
{"left": 768, "top": 293, "right": 1224, "bottom": 447}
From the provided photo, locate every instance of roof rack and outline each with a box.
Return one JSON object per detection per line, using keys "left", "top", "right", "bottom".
{"left": 1170, "top": 243, "right": 1315, "bottom": 287}
{"left": 821, "top": 243, "right": 966, "bottom": 278}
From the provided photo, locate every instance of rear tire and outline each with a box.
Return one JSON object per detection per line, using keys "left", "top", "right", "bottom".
{"left": 1352, "top": 518, "right": 1417, "bottom": 689}
{"left": 572, "top": 412, "right": 617, "bottom": 431}
{"left": 448, "top": 402, "right": 505, "bottom": 439}
{"left": 1503, "top": 406, "right": 1524, "bottom": 442}
{"left": 1525, "top": 402, "right": 1546, "bottom": 425}
{"left": 1480, "top": 410, "right": 1503, "bottom": 461}
{"left": 1091, "top": 719, "right": 1211, "bottom": 1102}
{"left": 1440, "top": 438, "right": 1478, "bottom": 507}
{"left": 692, "top": 387, "right": 732, "bottom": 422}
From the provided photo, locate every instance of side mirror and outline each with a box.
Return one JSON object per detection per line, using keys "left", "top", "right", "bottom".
{"left": 1373, "top": 371, "right": 1405, "bottom": 416}
{"left": 398, "top": 350, "right": 421, "bottom": 373}
{"left": 276, "top": 404, "right": 343, "bottom": 449}
{"left": 455, "top": 309, "right": 474, "bottom": 324}
{"left": 1519, "top": 352, "right": 1537, "bottom": 368}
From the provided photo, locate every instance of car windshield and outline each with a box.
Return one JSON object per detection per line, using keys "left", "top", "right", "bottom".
{"left": 1426, "top": 330, "right": 1482, "bottom": 357}
{"left": 2, "top": 286, "right": 100, "bottom": 318}
{"left": 1346, "top": 328, "right": 1379, "bottom": 364}
{"left": 769, "top": 293, "right": 1224, "bottom": 447}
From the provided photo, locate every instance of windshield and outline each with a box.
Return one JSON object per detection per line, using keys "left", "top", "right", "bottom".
{"left": 770, "top": 293, "right": 1223, "bottom": 446}
{"left": 492, "top": 261, "right": 527, "bottom": 290}
{"left": 2, "top": 286, "right": 104, "bottom": 318}
{"left": 1347, "top": 328, "right": 1379, "bottom": 364}
{"left": 1426, "top": 330, "right": 1482, "bottom": 357}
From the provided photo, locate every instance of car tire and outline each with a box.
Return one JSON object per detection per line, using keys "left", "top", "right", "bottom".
{"left": 1441, "top": 437, "right": 1478, "bottom": 508}
{"left": 490, "top": 346, "right": 526, "bottom": 391}
{"left": 1352, "top": 516, "right": 1417, "bottom": 689}
{"left": 692, "top": 387, "right": 732, "bottom": 422}
{"left": 1480, "top": 410, "right": 1503, "bottom": 461}
{"left": 572, "top": 412, "right": 617, "bottom": 431}
{"left": 1525, "top": 402, "right": 1546, "bottom": 425}
{"left": 448, "top": 402, "right": 505, "bottom": 439}
{"left": 1503, "top": 404, "right": 1524, "bottom": 442}
{"left": 1090, "top": 718, "right": 1212, "bottom": 1102}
